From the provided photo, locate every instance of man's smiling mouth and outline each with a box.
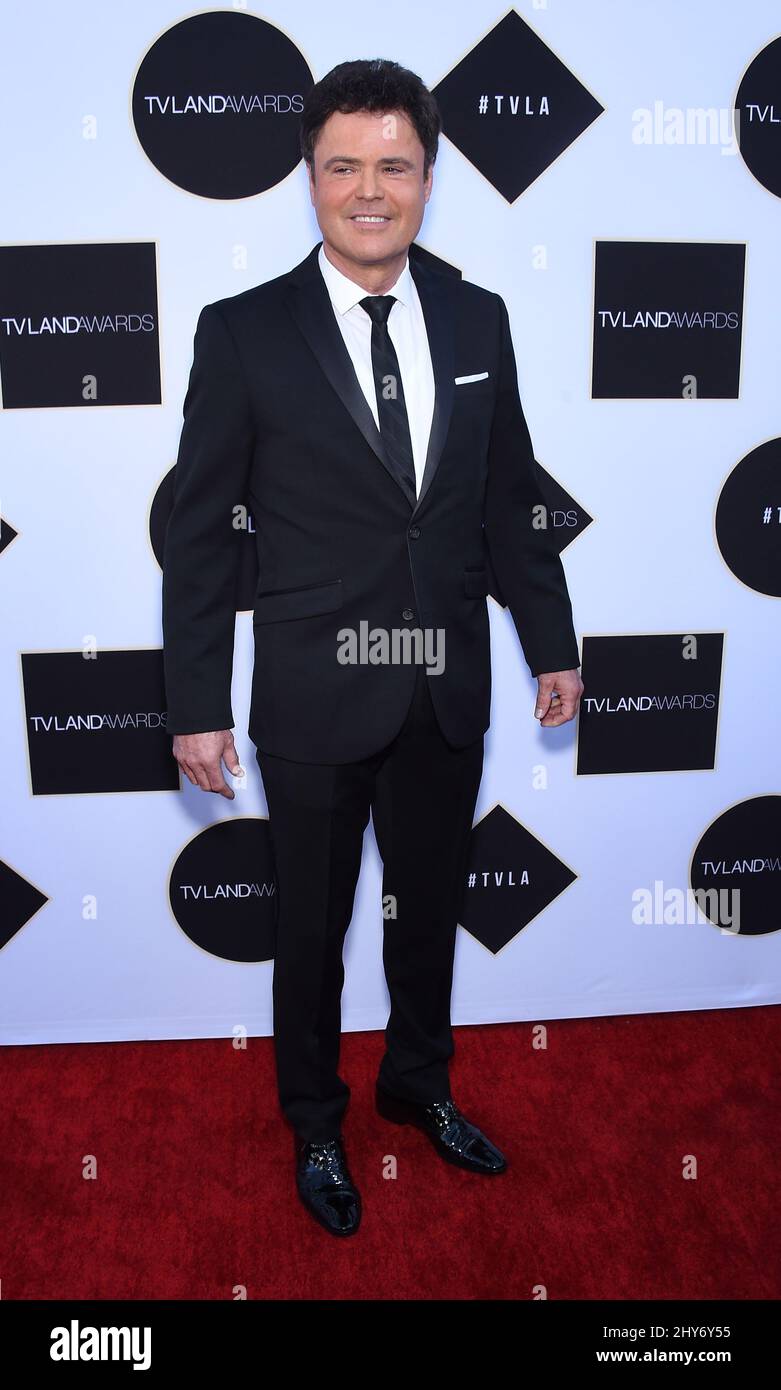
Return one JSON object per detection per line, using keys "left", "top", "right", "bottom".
{"left": 350, "top": 214, "right": 390, "bottom": 222}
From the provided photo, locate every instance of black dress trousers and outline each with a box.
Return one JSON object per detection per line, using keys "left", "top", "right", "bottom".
{"left": 255, "top": 661, "right": 485, "bottom": 1143}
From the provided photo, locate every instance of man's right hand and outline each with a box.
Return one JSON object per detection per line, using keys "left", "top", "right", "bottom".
{"left": 172, "top": 730, "right": 244, "bottom": 799}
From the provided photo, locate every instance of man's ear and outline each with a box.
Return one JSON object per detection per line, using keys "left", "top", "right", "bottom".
{"left": 307, "top": 162, "right": 316, "bottom": 205}
{"left": 423, "top": 163, "right": 434, "bottom": 203}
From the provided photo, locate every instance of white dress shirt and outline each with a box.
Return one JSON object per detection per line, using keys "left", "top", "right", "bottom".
{"left": 317, "top": 243, "right": 435, "bottom": 496}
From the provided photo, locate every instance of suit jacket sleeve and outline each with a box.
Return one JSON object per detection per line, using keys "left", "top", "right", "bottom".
{"left": 483, "top": 294, "right": 580, "bottom": 677}
{"left": 162, "top": 302, "right": 256, "bottom": 735}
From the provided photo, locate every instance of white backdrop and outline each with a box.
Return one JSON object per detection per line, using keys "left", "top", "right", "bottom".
{"left": 2, "top": 0, "right": 779, "bottom": 1045}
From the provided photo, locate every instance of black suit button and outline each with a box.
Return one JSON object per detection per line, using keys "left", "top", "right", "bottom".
{"left": 402, "top": 608, "right": 415, "bottom": 622}
{"left": 409, "top": 525, "right": 421, "bottom": 539}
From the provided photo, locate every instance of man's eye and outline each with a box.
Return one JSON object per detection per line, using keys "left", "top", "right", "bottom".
{"left": 330, "top": 164, "right": 406, "bottom": 175}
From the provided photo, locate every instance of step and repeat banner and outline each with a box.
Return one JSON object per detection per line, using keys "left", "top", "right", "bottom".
{"left": 2, "top": 0, "right": 779, "bottom": 1045}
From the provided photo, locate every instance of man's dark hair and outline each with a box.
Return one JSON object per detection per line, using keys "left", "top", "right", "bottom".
{"left": 300, "top": 58, "right": 441, "bottom": 176}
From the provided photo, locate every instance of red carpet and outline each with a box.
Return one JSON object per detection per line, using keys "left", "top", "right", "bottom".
{"left": 2, "top": 1007, "right": 779, "bottom": 1300}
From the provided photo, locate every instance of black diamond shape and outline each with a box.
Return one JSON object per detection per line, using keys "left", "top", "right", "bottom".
{"left": 459, "top": 804, "right": 577, "bottom": 952}
{"left": 433, "top": 10, "right": 604, "bottom": 203}
{"left": 0, "top": 859, "right": 49, "bottom": 951}
{"left": 0, "top": 514, "right": 19, "bottom": 557}
{"left": 534, "top": 461, "right": 593, "bottom": 555}
{"left": 485, "top": 463, "right": 591, "bottom": 607}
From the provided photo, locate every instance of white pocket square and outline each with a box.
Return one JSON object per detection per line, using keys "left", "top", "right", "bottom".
{"left": 454, "top": 371, "right": 489, "bottom": 384}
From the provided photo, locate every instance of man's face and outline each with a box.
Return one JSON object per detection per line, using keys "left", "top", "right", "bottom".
{"left": 307, "top": 108, "right": 433, "bottom": 276}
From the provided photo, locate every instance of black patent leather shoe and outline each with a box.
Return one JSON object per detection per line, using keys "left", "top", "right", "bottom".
{"left": 375, "top": 1084, "right": 508, "bottom": 1174}
{"left": 294, "top": 1134, "right": 361, "bottom": 1236}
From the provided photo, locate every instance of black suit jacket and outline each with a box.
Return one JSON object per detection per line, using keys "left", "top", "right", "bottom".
{"left": 162, "top": 240, "right": 580, "bottom": 762}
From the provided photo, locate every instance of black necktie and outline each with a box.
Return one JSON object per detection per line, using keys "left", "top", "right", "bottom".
{"left": 359, "top": 294, "right": 417, "bottom": 500}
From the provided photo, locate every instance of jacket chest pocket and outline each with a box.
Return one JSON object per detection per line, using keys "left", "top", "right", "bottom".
{"left": 453, "top": 381, "right": 494, "bottom": 405}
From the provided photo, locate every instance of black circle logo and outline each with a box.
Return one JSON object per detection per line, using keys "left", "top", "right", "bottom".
{"left": 691, "top": 796, "right": 781, "bottom": 936}
{"left": 735, "top": 37, "right": 781, "bottom": 199}
{"left": 132, "top": 11, "right": 313, "bottom": 198}
{"left": 151, "top": 465, "right": 259, "bottom": 613}
{"left": 169, "top": 818, "right": 277, "bottom": 962}
{"left": 715, "top": 439, "right": 781, "bottom": 597}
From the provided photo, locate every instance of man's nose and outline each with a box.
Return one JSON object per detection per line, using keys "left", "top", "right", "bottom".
{"left": 355, "top": 170, "right": 381, "bottom": 199}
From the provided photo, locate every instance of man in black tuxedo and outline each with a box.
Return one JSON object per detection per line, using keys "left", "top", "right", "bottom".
{"left": 162, "top": 58, "right": 583, "bottom": 1237}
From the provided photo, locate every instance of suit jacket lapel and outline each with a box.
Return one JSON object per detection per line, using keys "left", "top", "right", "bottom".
{"left": 283, "top": 241, "right": 455, "bottom": 513}
{"left": 408, "top": 249, "right": 454, "bottom": 515}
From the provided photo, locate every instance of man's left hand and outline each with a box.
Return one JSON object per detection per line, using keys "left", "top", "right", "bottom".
{"left": 534, "top": 669, "right": 584, "bottom": 727}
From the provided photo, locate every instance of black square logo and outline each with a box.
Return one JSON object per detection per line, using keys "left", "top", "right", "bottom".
{"left": 592, "top": 242, "right": 745, "bottom": 399}
{"left": 576, "top": 634, "right": 724, "bottom": 775}
{"left": 0, "top": 243, "right": 160, "bottom": 408}
{"left": 22, "top": 649, "right": 177, "bottom": 793}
